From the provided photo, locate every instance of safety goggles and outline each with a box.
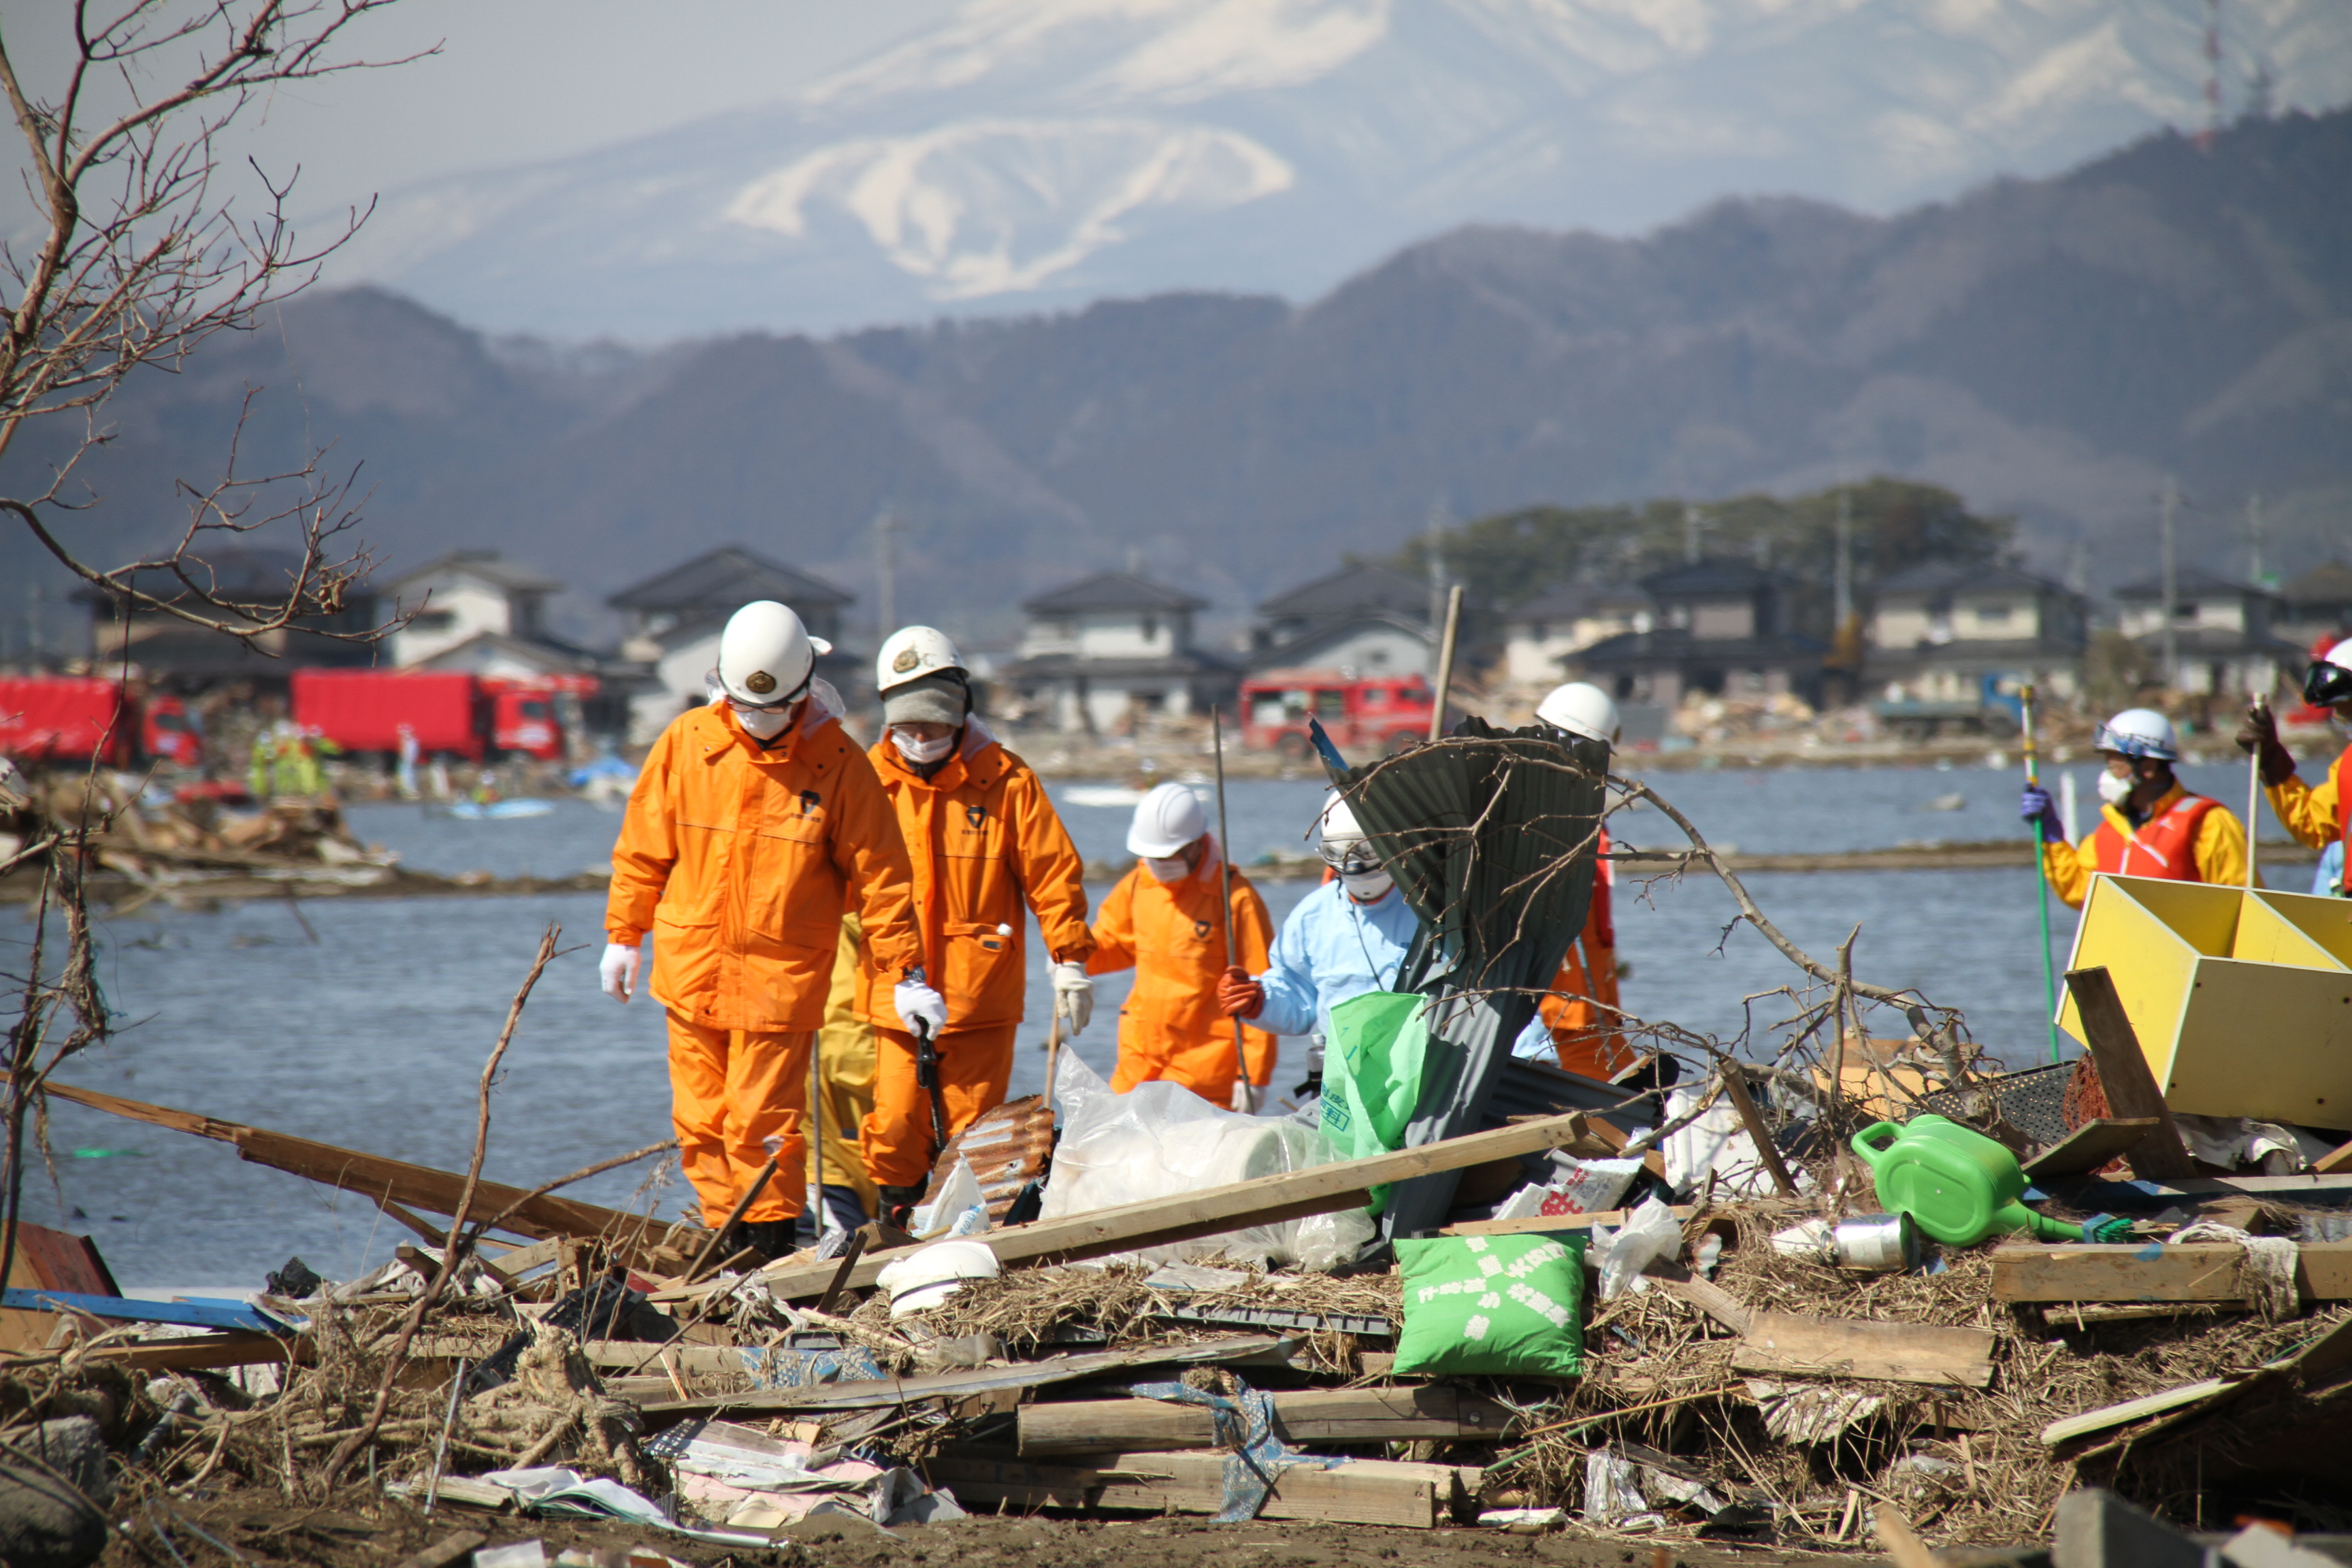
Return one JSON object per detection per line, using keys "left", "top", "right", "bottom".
{"left": 1318, "top": 840, "right": 1383, "bottom": 877}
{"left": 728, "top": 674, "right": 812, "bottom": 714}
{"left": 2305, "top": 661, "right": 2352, "bottom": 708}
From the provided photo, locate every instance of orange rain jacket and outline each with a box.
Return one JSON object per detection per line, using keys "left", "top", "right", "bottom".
{"left": 608, "top": 702, "right": 924, "bottom": 1030}
{"left": 854, "top": 725, "right": 1094, "bottom": 1029}
{"left": 1089, "top": 847, "right": 1278, "bottom": 1100}
{"left": 1539, "top": 826, "right": 1635, "bottom": 1081}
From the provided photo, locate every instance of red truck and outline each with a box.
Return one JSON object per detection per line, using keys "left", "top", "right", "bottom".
{"left": 0, "top": 677, "right": 201, "bottom": 767}
{"left": 1241, "top": 668, "right": 1435, "bottom": 759}
{"left": 291, "top": 669, "right": 587, "bottom": 762}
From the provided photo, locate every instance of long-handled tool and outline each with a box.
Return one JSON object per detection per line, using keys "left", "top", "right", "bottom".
{"left": 807, "top": 1039, "right": 827, "bottom": 1239}
{"left": 2018, "top": 685, "right": 2061, "bottom": 1064}
{"left": 1041, "top": 1004, "right": 1065, "bottom": 1117}
{"left": 2248, "top": 691, "right": 2269, "bottom": 889}
{"left": 1211, "top": 705, "right": 1249, "bottom": 1104}
{"left": 915, "top": 1015, "right": 950, "bottom": 1160}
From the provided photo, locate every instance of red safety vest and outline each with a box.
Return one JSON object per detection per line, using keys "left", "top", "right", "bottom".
{"left": 2090, "top": 792, "right": 2221, "bottom": 881}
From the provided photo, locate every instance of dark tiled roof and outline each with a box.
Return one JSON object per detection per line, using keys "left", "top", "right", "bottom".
{"left": 2281, "top": 561, "right": 2352, "bottom": 608}
{"left": 1640, "top": 558, "right": 1788, "bottom": 597}
{"left": 1023, "top": 572, "right": 1207, "bottom": 615}
{"left": 1504, "top": 581, "right": 1649, "bottom": 621}
{"left": 1572, "top": 629, "right": 1827, "bottom": 666}
{"left": 2112, "top": 564, "right": 2272, "bottom": 601}
{"left": 998, "top": 650, "right": 1236, "bottom": 681}
{"left": 71, "top": 546, "right": 317, "bottom": 609}
{"left": 1871, "top": 559, "right": 2065, "bottom": 597}
{"left": 608, "top": 544, "right": 853, "bottom": 611}
{"left": 1257, "top": 563, "right": 1431, "bottom": 619}
{"left": 380, "top": 550, "right": 562, "bottom": 595}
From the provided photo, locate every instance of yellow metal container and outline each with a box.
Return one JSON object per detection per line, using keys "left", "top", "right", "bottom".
{"left": 2057, "top": 875, "right": 2352, "bottom": 1125}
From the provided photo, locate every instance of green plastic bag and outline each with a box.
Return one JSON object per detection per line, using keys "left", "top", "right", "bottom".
{"left": 1392, "top": 1232, "right": 1587, "bottom": 1379}
{"left": 1320, "top": 990, "right": 1430, "bottom": 1215}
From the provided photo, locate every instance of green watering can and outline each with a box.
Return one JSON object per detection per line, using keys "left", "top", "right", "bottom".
{"left": 1852, "top": 1115, "right": 2091, "bottom": 1245}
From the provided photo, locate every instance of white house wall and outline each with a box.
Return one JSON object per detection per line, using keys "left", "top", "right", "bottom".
{"left": 392, "top": 578, "right": 514, "bottom": 666}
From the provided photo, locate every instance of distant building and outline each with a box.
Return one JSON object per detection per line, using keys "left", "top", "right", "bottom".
{"left": 606, "top": 545, "right": 859, "bottom": 743}
{"left": 379, "top": 551, "right": 564, "bottom": 669}
{"left": 1866, "top": 561, "right": 2087, "bottom": 702}
{"left": 1499, "top": 583, "right": 1651, "bottom": 687}
{"left": 2114, "top": 566, "right": 2300, "bottom": 697}
{"left": 1567, "top": 559, "right": 1824, "bottom": 708}
{"left": 2276, "top": 560, "right": 2352, "bottom": 656}
{"left": 1250, "top": 564, "right": 1434, "bottom": 677}
{"left": 74, "top": 546, "right": 377, "bottom": 683}
{"left": 1000, "top": 571, "right": 1236, "bottom": 734}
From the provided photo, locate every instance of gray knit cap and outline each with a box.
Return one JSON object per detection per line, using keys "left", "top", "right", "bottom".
{"left": 881, "top": 672, "right": 967, "bottom": 727}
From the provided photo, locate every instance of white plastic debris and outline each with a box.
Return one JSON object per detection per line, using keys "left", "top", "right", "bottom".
{"left": 875, "top": 1240, "right": 1001, "bottom": 1319}
{"left": 1593, "top": 1195, "right": 1683, "bottom": 1301}
{"left": 474, "top": 1543, "right": 545, "bottom": 1568}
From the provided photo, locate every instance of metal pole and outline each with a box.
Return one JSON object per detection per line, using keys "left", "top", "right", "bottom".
{"left": 2019, "top": 684, "right": 2061, "bottom": 1064}
{"left": 1211, "top": 705, "right": 1247, "bottom": 1098}
{"left": 807, "top": 1042, "right": 826, "bottom": 1238}
{"left": 874, "top": 509, "right": 898, "bottom": 638}
{"left": 1428, "top": 585, "right": 1464, "bottom": 744}
{"left": 2159, "top": 478, "right": 2179, "bottom": 693}
{"left": 2248, "top": 693, "right": 2268, "bottom": 890}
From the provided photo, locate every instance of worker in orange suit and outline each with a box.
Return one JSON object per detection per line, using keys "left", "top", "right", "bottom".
{"left": 1525, "top": 683, "right": 1636, "bottom": 1081}
{"left": 1092, "top": 782, "right": 1277, "bottom": 1109}
{"left": 600, "top": 601, "right": 943, "bottom": 1262}
{"left": 857, "top": 627, "right": 1095, "bottom": 1218}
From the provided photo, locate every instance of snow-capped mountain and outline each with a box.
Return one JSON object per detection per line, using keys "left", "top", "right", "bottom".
{"left": 339, "top": 0, "right": 2352, "bottom": 338}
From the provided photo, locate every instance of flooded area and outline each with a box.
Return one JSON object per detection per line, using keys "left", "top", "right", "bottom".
{"left": 22, "top": 756, "right": 2270, "bottom": 1286}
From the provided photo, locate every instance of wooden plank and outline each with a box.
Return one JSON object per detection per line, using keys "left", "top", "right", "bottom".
{"left": 635, "top": 1335, "right": 1287, "bottom": 1419}
{"left": 926, "top": 1452, "right": 1444, "bottom": 1529}
{"left": 2315, "top": 1135, "right": 2352, "bottom": 1176}
{"left": 1994, "top": 1241, "right": 2352, "bottom": 1303}
{"left": 1446, "top": 1204, "right": 1693, "bottom": 1238}
{"left": 1017, "top": 1386, "right": 1514, "bottom": 1456}
{"left": 48, "top": 1081, "right": 653, "bottom": 1245}
{"left": 2024, "top": 1118, "right": 2161, "bottom": 1179}
{"left": 1730, "top": 1310, "right": 1994, "bottom": 1388}
{"left": 391, "top": 1532, "right": 486, "bottom": 1568}
{"left": 715, "top": 1107, "right": 1605, "bottom": 1305}
{"left": 2063, "top": 968, "right": 2195, "bottom": 1179}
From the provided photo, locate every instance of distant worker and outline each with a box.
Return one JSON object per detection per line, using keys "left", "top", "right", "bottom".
{"left": 1096, "top": 782, "right": 1277, "bottom": 1109}
{"left": 1216, "top": 790, "right": 1411, "bottom": 1088}
{"left": 858, "top": 627, "right": 1095, "bottom": 1219}
{"left": 602, "top": 601, "right": 942, "bottom": 1261}
{"left": 2021, "top": 706, "right": 2251, "bottom": 909}
{"left": 2242, "top": 643, "right": 2352, "bottom": 883}
{"left": 1519, "top": 683, "right": 1637, "bottom": 1080}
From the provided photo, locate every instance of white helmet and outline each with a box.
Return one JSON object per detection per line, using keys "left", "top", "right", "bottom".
{"left": 1127, "top": 782, "right": 1207, "bottom": 857}
{"left": 877, "top": 626, "right": 966, "bottom": 694}
{"left": 716, "top": 601, "right": 829, "bottom": 706}
{"left": 1316, "top": 789, "right": 1380, "bottom": 874}
{"left": 2093, "top": 707, "right": 2178, "bottom": 762}
{"left": 1535, "top": 681, "right": 1621, "bottom": 745}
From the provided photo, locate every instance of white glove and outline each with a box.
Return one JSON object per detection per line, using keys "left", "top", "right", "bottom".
{"left": 599, "top": 941, "right": 640, "bottom": 1003}
{"left": 1230, "top": 1079, "right": 1264, "bottom": 1115}
{"left": 1050, "top": 961, "right": 1094, "bottom": 1034}
{"left": 894, "top": 976, "right": 948, "bottom": 1035}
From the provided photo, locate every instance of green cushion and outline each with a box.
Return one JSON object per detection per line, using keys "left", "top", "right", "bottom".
{"left": 1392, "top": 1232, "right": 1586, "bottom": 1378}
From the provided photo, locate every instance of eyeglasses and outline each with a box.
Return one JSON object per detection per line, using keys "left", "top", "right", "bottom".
{"left": 2305, "top": 661, "right": 2352, "bottom": 708}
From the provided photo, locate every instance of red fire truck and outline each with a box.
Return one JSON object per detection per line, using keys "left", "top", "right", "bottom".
{"left": 291, "top": 670, "right": 591, "bottom": 762}
{"left": 0, "top": 677, "right": 202, "bottom": 767}
{"left": 1240, "top": 668, "right": 1436, "bottom": 758}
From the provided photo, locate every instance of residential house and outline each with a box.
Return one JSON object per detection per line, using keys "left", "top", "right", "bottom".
{"left": 999, "top": 572, "right": 1236, "bottom": 734}
{"left": 1567, "top": 559, "right": 1825, "bottom": 708}
{"left": 1250, "top": 564, "right": 1435, "bottom": 679}
{"left": 2114, "top": 566, "right": 2300, "bottom": 697}
{"left": 74, "top": 546, "right": 378, "bottom": 683}
{"left": 1867, "top": 561, "right": 2087, "bottom": 703}
{"left": 2276, "top": 561, "right": 2352, "bottom": 657}
{"left": 378, "top": 551, "right": 564, "bottom": 668}
{"left": 1499, "top": 582, "right": 1651, "bottom": 687}
{"left": 606, "top": 546, "right": 860, "bottom": 742}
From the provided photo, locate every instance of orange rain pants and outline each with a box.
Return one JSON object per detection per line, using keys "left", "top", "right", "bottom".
{"left": 1539, "top": 826, "right": 1636, "bottom": 1081}
{"left": 666, "top": 1019, "right": 811, "bottom": 1226}
{"left": 856, "top": 730, "right": 1092, "bottom": 1189}
{"left": 1089, "top": 847, "right": 1277, "bottom": 1104}
{"left": 607, "top": 701, "right": 923, "bottom": 1224}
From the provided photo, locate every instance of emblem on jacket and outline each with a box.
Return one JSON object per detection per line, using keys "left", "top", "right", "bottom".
{"left": 966, "top": 804, "right": 987, "bottom": 829}
{"left": 1193, "top": 919, "right": 1211, "bottom": 938}
{"left": 799, "top": 789, "right": 821, "bottom": 815}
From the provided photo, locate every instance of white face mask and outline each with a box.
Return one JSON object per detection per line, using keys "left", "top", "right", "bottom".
{"left": 731, "top": 701, "right": 794, "bottom": 740}
{"left": 891, "top": 728, "right": 956, "bottom": 766}
{"left": 2096, "top": 768, "right": 2134, "bottom": 806}
{"left": 1340, "top": 868, "right": 1394, "bottom": 901}
{"left": 1144, "top": 854, "right": 1192, "bottom": 883}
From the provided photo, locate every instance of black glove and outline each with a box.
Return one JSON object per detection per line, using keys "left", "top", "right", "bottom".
{"left": 2237, "top": 703, "right": 2296, "bottom": 787}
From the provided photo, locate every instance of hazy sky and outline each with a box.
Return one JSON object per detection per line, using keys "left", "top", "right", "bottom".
{"left": 1, "top": 3, "right": 959, "bottom": 223}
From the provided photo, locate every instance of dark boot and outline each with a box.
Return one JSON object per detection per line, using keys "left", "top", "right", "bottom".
{"left": 738, "top": 1219, "right": 794, "bottom": 1262}
{"left": 877, "top": 1183, "right": 926, "bottom": 1228}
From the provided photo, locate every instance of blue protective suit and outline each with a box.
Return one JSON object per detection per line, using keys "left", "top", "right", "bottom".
{"left": 1255, "top": 879, "right": 1551, "bottom": 1055}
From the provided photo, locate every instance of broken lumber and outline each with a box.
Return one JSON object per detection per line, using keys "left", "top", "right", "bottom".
{"left": 1993, "top": 1241, "right": 2352, "bottom": 1303}
{"left": 926, "top": 1451, "right": 1459, "bottom": 1529}
{"left": 47, "top": 1081, "right": 649, "bottom": 1245}
{"left": 2023, "top": 1117, "right": 2160, "bottom": 1179}
{"left": 1017, "top": 1386, "right": 1514, "bottom": 1456}
{"left": 708, "top": 1106, "right": 1607, "bottom": 1304}
{"left": 1730, "top": 1310, "right": 1995, "bottom": 1388}
{"left": 2061, "top": 968, "right": 2195, "bottom": 1179}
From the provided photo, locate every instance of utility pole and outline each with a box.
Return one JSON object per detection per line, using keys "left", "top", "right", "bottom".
{"left": 1684, "top": 505, "right": 1703, "bottom": 565}
{"left": 2247, "top": 491, "right": 2267, "bottom": 585}
{"left": 2159, "top": 477, "right": 2180, "bottom": 693}
{"left": 873, "top": 508, "right": 900, "bottom": 637}
{"left": 1833, "top": 487, "right": 1854, "bottom": 630}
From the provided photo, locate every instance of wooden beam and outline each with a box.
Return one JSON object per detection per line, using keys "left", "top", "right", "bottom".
{"left": 1017, "top": 1386, "right": 1514, "bottom": 1456}
{"left": 48, "top": 1081, "right": 652, "bottom": 1245}
{"left": 1993, "top": 1241, "right": 2352, "bottom": 1303}
{"left": 927, "top": 1452, "right": 1450, "bottom": 1529}
{"left": 1731, "top": 1310, "right": 1994, "bottom": 1388}
{"left": 701, "top": 1107, "right": 1605, "bottom": 1305}
{"left": 4, "top": 1330, "right": 298, "bottom": 1373}
{"left": 2042, "top": 1313, "right": 2352, "bottom": 1448}
{"left": 2061, "top": 968, "right": 2195, "bottom": 1179}
{"left": 2313, "top": 1135, "right": 2352, "bottom": 1176}
{"left": 2023, "top": 1118, "right": 2160, "bottom": 1179}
